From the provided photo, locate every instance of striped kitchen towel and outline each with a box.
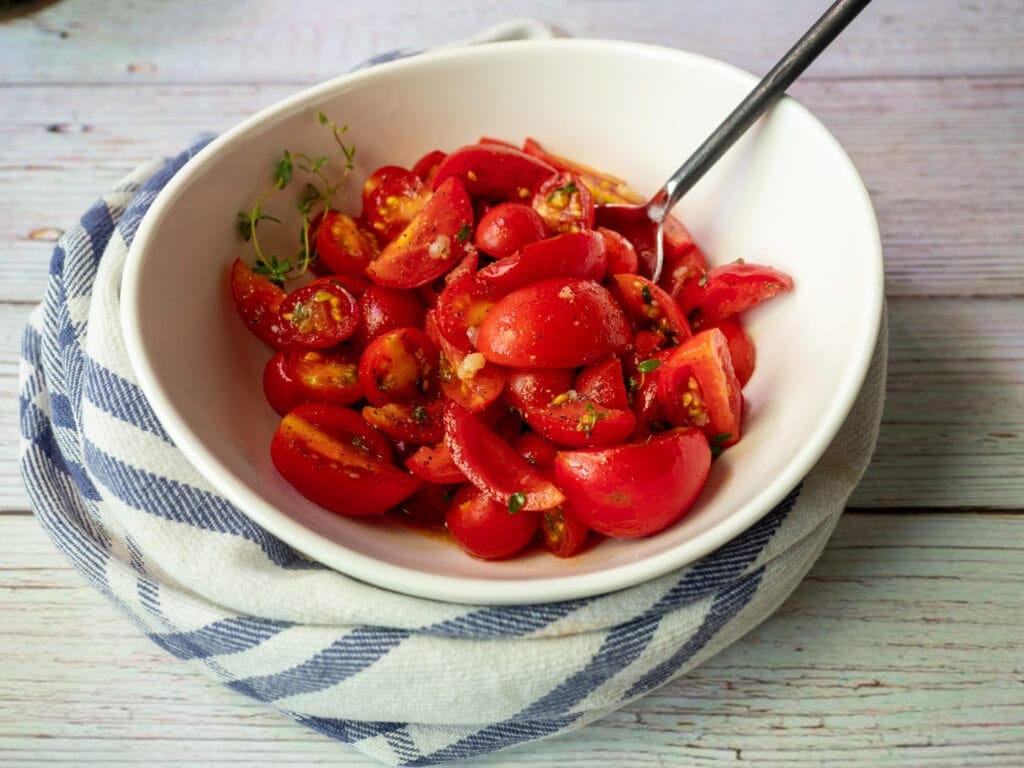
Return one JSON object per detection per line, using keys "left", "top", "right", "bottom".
{"left": 18, "top": 21, "right": 887, "bottom": 767}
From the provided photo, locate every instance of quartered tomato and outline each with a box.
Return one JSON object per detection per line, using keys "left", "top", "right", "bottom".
{"left": 554, "top": 428, "right": 711, "bottom": 537}
{"left": 445, "top": 484, "right": 540, "bottom": 560}
{"left": 477, "top": 230, "right": 607, "bottom": 293}
{"left": 357, "top": 327, "right": 439, "bottom": 406}
{"left": 677, "top": 262, "right": 794, "bottom": 328}
{"left": 540, "top": 507, "right": 590, "bottom": 558}
{"left": 315, "top": 210, "right": 379, "bottom": 276}
{"left": 610, "top": 273, "right": 691, "bottom": 345}
{"left": 531, "top": 172, "right": 595, "bottom": 234}
{"left": 270, "top": 403, "right": 419, "bottom": 516}
{"left": 229, "top": 258, "right": 292, "bottom": 348}
{"left": 360, "top": 165, "right": 430, "bottom": 244}
{"left": 657, "top": 328, "right": 743, "bottom": 447}
{"left": 473, "top": 202, "right": 547, "bottom": 259}
{"left": 286, "top": 345, "right": 362, "bottom": 406}
{"left": 366, "top": 177, "right": 473, "bottom": 288}
{"left": 431, "top": 143, "right": 556, "bottom": 202}
{"left": 476, "top": 277, "right": 632, "bottom": 368}
{"left": 575, "top": 357, "right": 630, "bottom": 411}
{"left": 279, "top": 277, "right": 361, "bottom": 349}
{"left": 438, "top": 336, "right": 506, "bottom": 413}
{"left": 443, "top": 402, "right": 565, "bottom": 512}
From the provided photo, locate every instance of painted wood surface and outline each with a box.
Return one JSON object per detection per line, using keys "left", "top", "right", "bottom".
{"left": 3, "top": 513, "right": 1022, "bottom": 767}
{"left": 1, "top": 0, "right": 1022, "bottom": 765}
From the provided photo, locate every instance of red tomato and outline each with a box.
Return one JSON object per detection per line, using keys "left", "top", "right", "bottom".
{"left": 522, "top": 138, "right": 644, "bottom": 206}
{"left": 360, "top": 165, "right": 429, "bottom": 244}
{"left": 541, "top": 507, "right": 589, "bottom": 558}
{"left": 352, "top": 284, "right": 426, "bottom": 347}
{"left": 443, "top": 248, "right": 480, "bottom": 286}
{"left": 554, "top": 429, "right": 711, "bottom": 537}
{"left": 443, "top": 402, "right": 565, "bottom": 512}
{"left": 657, "top": 328, "right": 743, "bottom": 447}
{"left": 279, "top": 277, "right": 361, "bottom": 349}
{"left": 503, "top": 368, "right": 575, "bottom": 413}
{"left": 595, "top": 208, "right": 704, "bottom": 281}
{"left": 531, "top": 172, "right": 595, "bottom": 234}
{"left": 477, "top": 230, "right": 607, "bottom": 293}
{"left": 476, "top": 277, "right": 632, "bottom": 368}
{"left": 357, "top": 327, "right": 439, "bottom": 406}
{"left": 610, "top": 273, "right": 691, "bottom": 345}
{"left": 362, "top": 401, "right": 444, "bottom": 444}
{"left": 512, "top": 431, "right": 560, "bottom": 469}
{"left": 411, "top": 149, "right": 447, "bottom": 183}
{"left": 366, "top": 177, "right": 473, "bottom": 289}
{"left": 286, "top": 346, "right": 363, "bottom": 406}
{"left": 473, "top": 202, "right": 547, "bottom": 258}
{"left": 229, "top": 258, "right": 292, "bottom": 348}
{"left": 659, "top": 231, "right": 707, "bottom": 298}
{"left": 431, "top": 144, "right": 556, "bottom": 202}
{"left": 435, "top": 275, "right": 501, "bottom": 353}
{"left": 628, "top": 347, "right": 674, "bottom": 438}
{"left": 438, "top": 335, "right": 506, "bottom": 413}
{"left": 262, "top": 350, "right": 305, "bottom": 415}
{"left": 270, "top": 404, "right": 418, "bottom": 516}
{"left": 445, "top": 484, "right": 540, "bottom": 561}
{"left": 405, "top": 441, "right": 467, "bottom": 484}
{"left": 575, "top": 357, "right": 629, "bottom": 411}
{"left": 597, "top": 227, "right": 639, "bottom": 276}
{"left": 711, "top": 319, "right": 756, "bottom": 387}
{"left": 523, "top": 399, "right": 636, "bottom": 449}
{"left": 396, "top": 482, "right": 455, "bottom": 525}
{"left": 677, "top": 262, "right": 794, "bottom": 328}
{"left": 315, "top": 211, "right": 379, "bottom": 276}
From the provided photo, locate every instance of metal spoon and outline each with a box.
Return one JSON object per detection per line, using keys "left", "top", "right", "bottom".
{"left": 597, "top": 0, "right": 873, "bottom": 283}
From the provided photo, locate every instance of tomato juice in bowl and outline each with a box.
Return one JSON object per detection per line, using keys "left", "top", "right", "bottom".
{"left": 122, "top": 39, "right": 883, "bottom": 604}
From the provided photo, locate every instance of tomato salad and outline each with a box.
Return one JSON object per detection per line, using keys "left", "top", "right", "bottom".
{"left": 230, "top": 130, "right": 793, "bottom": 561}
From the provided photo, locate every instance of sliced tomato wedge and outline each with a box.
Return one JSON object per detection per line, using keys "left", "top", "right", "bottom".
{"left": 610, "top": 273, "right": 691, "bottom": 345}
{"left": 279, "top": 277, "right": 361, "bottom": 349}
{"left": 677, "top": 262, "right": 794, "bottom": 328}
{"left": 229, "top": 258, "right": 293, "bottom": 348}
{"left": 435, "top": 274, "right": 501, "bottom": 353}
{"left": 657, "top": 328, "right": 743, "bottom": 447}
{"left": 473, "top": 202, "right": 548, "bottom": 259}
{"left": 270, "top": 404, "right": 418, "bottom": 516}
{"left": 438, "top": 335, "right": 507, "bottom": 413}
{"left": 357, "top": 327, "right": 439, "bottom": 406}
{"left": 531, "top": 172, "right": 595, "bottom": 234}
{"left": 443, "top": 401, "right": 565, "bottom": 512}
{"left": 362, "top": 400, "right": 444, "bottom": 444}
{"left": 476, "top": 277, "right": 632, "bottom": 368}
{"left": 477, "top": 230, "right": 607, "bottom": 293}
{"left": 575, "top": 357, "right": 629, "bottom": 411}
{"left": 554, "top": 428, "right": 711, "bottom": 537}
{"left": 360, "top": 165, "right": 430, "bottom": 244}
{"left": 315, "top": 211, "right": 379, "bottom": 276}
{"left": 286, "top": 346, "right": 362, "bottom": 406}
{"left": 523, "top": 399, "right": 636, "bottom": 449}
{"left": 710, "top": 319, "right": 756, "bottom": 387}
{"left": 445, "top": 484, "right": 540, "bottom": 560}
{"left": 431, "top": 144, "right": 556, "bottom": 202}
{"left": 366, "top": 177, "right": 473, "bottom": 288}
{"left": 541, "top": 507, "right": 590, "bottom": 558}
{"left": 522, "top": 137, "right": 644, "bottom": 206}
{"left": 405, "top": 441, "right": 467, "bottom": 484}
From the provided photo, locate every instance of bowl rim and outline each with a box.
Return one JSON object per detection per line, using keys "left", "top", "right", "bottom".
{"left": 121, "top": 37, "right": 883, "bottom": 605}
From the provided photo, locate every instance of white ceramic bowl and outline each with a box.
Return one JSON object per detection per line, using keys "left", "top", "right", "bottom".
{"left": 122, "top": 39, "right": 882, "bottom": 604}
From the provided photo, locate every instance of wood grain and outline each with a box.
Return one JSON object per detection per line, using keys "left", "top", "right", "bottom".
{"left": 2, "top": 513, "right": 1021, "bottom": 767}
{"left": 1, "top": 76, "right": 1022, "bottom": 303}
{"left": 1, "top": 0, "right": 1022, "bottom": 84}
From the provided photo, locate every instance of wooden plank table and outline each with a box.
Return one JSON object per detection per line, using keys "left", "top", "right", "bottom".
{"left": 1, "top": 1, "right": 1022, "bottom": 765}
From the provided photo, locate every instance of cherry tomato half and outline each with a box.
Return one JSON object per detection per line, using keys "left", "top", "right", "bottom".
{"left": 357, "top": 327, "right": 439, "bottom": 406}
{"left": 432, "top": 143, "right": 556, "bottom": 202}
{"left": 445, "top": 484, "right": 540, "bottom": 561}
{"left": 286, "top": 345, "right": 363, "bottom": 406}
{"left": 229, "top": 258, "right": 292, "bottom": 348}
{"left": 360, "top": 165, "right": 429, "bottom": 244}
{"left": 315, "top": 210, "right": 379, "bottom": 276}
{"left": 473, "top": 202, "right": 547, "bottom": 259}
{"left": 531, "top": 172, "right": 595, "bottom": 234}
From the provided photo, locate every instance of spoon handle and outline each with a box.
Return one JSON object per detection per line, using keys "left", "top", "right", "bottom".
{"left": 656, "top": 0, "right": 873, "bottom": 217}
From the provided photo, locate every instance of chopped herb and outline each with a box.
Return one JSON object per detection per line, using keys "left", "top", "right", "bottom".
{"left": 412, "top": 405, "right": 428, "bottom": 422}
{"left": 456, "top": 223, "right": 471, "bottom": 242}
{"left": 626, "top": 376, "right": 639, "bottom": 392}
{"left": 546, "top": 180, "right": 578, "bottom": 203}
{"left": 637, "top": 358, "right": 662, "bottom": 374}
{"left": 351, "top": 435, "right": 368, "bottom": 452}
{"left": 576, "top": 401, "right": 601, "bottom": 435}
{"left": 273, "top": 151, "right": 294, "bottom": 189}
{"left": 508, "top": 491, "right": 527, "bottom": 515}
{"left": 709, "top": 432, "right": 733, "bottom": 458}
{"left": 640, "top": 284, "right": 654, "bottom": 305}
{"left": 698, "top": 272, "right": 709, "bottom": 288}
{"left": 252, "top": 254, "right": 292, "bottom": 288}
